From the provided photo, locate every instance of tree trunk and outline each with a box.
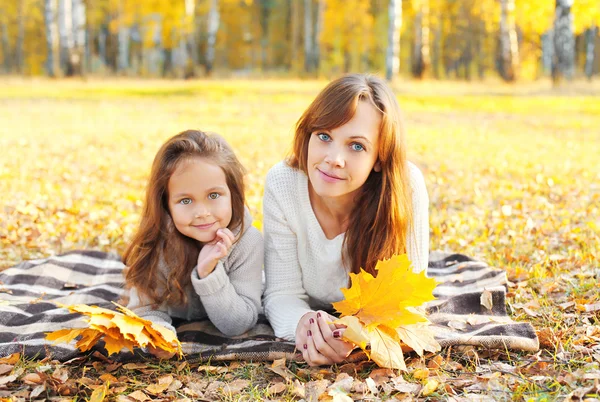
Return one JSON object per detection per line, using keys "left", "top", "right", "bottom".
{"left": 412, "top": 0, "right": 430, "bottom": 79}
{"left": 16, "top": 0, "right": 25, "bottom": 74}
{"left": 303, "top": 0, "right": 313, "bottom": 73}
{"left": 585, "top": 26, "right": 597, "bottom": 80}
{"left": 289, "top": 0, "right": 300, "bottom": 72}
{"left": 552, "top": 0, "right": 575, "bottom": 84}
{"left": 432, "top": 11, "right": 441, "bottom": 79}
{"left": 499, "top": 0, "right": 519, "bottom": 81}
{"left": 0, "top": 16, "right": 10, "bottom": 73}
{"left": 259, "top": 0, "right": 271, "bottom": 71}
{"left": 44, "top": 0, "right": 59, "bottom": 77}
{"left": 205, "top": 0, "right": 219, "bottom": 75}
{"left": 385, "top": 0, "right": 402, "bottom": 81}
{"left": 71, "top": 0, "right": 86, "bottom": 75}
{"left": 98, "top": 25, "right": 108, "bottom": 69}
{"left": 58, "top": 0, "right": 73, "bottom": 74}
{"left": 117, "top": 26, "right": 130, "bottom": 73}
{"left": 312, "top": 0, "right": 324, "bottom": 74}
{"left": 183, "top": 0, "right": 197, "bottom": 78}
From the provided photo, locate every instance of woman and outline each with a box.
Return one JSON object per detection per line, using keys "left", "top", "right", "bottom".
{"left": 263, "top": 73, "right": 429, "bottom": 366}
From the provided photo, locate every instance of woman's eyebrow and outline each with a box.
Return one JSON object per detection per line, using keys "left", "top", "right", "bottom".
{"left": 349, "top": 135, "right": 372, "bottom": 145}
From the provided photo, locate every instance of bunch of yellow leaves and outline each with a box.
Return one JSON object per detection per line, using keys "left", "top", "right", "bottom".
{"left": 46, "top": 303, "right": 182, "bottom": 357}
{"left": 332, "top": 254, "right": 440, "bottom": 370}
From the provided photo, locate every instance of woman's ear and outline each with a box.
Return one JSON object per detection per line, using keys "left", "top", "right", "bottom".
{"left": 374, "top": 160, "right": 382, "bottom": 172}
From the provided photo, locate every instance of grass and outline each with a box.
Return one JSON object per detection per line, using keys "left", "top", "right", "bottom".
{"left": 0, "top": 77, "right": 599, "bottom": 401}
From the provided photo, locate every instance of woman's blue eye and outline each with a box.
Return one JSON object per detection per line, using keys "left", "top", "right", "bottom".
{"left": 317, "top": 133, "right": 331, "bottom": 142}
{"left": 208, "top": 193, "right": 220, "bottom": 200}
{"left": 180, "top": 198, "right": 192, "bottom": 205}
{"left": 351, "top": 143, "right": 365, "bottom": 152}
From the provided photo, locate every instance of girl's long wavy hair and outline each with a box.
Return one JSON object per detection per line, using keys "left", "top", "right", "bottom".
{"left": 123, "top": 130, "right": 246, "bottom": 306}
{"left": 287, "top": 74, "right": 413, "bottom": 276}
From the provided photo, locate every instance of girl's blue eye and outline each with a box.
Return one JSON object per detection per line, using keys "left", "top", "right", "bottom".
{"left": 317, "top": 133, "right": 331, "bottom": 142}
{"left": 351, "top": 143, "right": 365, "bottom": 152}
{"left": 208, "top": 193, "right": 220, "bottom": 200}
{"left": 180, "top": 198, "right": 192, "bottom": 205}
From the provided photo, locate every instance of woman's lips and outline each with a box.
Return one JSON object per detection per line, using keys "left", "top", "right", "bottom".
{"left": 317, "top": 168, "right": 344, "bottom": 183}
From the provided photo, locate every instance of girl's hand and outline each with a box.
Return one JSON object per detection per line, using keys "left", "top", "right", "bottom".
{"left": 197, "top": 228, "right": 235, "bottom": 278}
{"left": 146, "top": 345, "right": 176, "bottom": 360}
{"left": 295, "top": 310, "right": 354, "bottom": 366}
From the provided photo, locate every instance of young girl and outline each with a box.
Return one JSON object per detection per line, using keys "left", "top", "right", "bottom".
{"left": 263, "top": 74, "right": 429, "bottom": 366}
{"left": 124, "top": 130, "right": 263, "bottom": 358}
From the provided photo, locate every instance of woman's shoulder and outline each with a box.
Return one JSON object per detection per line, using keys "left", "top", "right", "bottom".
{"left": 265, "top": 161, "right": 303, "bottom": 194}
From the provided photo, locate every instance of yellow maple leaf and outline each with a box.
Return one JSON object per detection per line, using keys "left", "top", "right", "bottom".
{"left": 332, "top": 254, "right": 440, "bottom": 369}
{"left": 46, "top": 302, "right": 182, "bottom": 358}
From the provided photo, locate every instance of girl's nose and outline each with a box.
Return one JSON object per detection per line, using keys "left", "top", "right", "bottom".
{"left": 194, "top": 204, "right": 210, "bottom": 218}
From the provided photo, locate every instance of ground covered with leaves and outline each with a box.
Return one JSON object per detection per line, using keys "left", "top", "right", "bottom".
{"left": 0, "top": 78, "right": 599, "bottom": 401}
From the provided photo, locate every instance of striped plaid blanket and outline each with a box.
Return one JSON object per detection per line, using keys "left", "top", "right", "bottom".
{"left": 0, "top": 250, "right": 538, "bottom": 362}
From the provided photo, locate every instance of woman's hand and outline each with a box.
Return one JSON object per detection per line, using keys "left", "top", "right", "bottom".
{"left": 197, "top": 228, "right": 235, "bottom": 278}
{"left": 296, "top": 310, "right": 354, "bottom": 366}
{"left": 146, "top": 345, "right": 176, "bottom": 360}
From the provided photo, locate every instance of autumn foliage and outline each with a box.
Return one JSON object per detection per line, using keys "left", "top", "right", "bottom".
{"left": 333, "top": 254, "right": 440, "bottom": 370}
{"left": 46, "top": 303, "right": 182, "bottom": 357}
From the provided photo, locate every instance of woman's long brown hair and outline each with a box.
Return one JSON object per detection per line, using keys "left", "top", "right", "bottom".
{"left": 288, "top": 74, "right": 413, "bottom": 276}
{"left": 123, "top": 130, "right": 246, "bottom": 306}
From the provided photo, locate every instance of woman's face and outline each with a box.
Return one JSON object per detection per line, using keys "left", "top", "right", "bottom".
{"left": 307, "top": 100, "right": 382, "bottom": 202}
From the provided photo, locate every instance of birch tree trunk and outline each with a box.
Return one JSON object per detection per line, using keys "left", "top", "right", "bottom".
{"left": 312, "top": 0, "right": 324, "bottom": 74}
{"left": 303, "top": 0, "right": 313, "bottom": 73}
{"left": 44, "top": 0, "right": 59, "bottom": 77}
{"left": 58, "top": 0, "right": 73, "bottom": 74}
{"left": 585, "top": 26, "right": 597, "bottom": 80}
{"left": 412, "top": 0, "right": 430, "bottom": 79}
{"left": 385, "top": 0, "right": 402, "bottom": 81}
{"left": 71, "top": 0, "right": 86, "bottom": 75}
{"left": 552, "top": 0, "right": 575, "bottom": 84}
{"left": 499, "top": 0, "right": 519, "bottom": 81}
{"left": 205, "top": 0, "right": 219, "bottom": 75}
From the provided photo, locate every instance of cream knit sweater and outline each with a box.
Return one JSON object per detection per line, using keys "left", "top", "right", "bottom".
{"left": 263, "top": 161, "right": 429, "bottom": 341}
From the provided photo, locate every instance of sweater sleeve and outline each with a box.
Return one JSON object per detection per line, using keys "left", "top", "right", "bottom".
{"left": 262, "top": 165, "right": 313, "bottom": 341}
{"left": 190, "top": 226, "right": 263, "bottom": 336}
{"left": 126, "top": 286, "right": 177, "bottom": 335}
{"left": 407, "top": 162, "right": 430, "bottom": 274}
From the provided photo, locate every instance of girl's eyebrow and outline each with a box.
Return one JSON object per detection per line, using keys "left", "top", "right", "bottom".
{"left": 171, "top": 186, "right": 227, "bottom": 198}
{"left": 206, "top": 186, "right": 227, "bottom": 192}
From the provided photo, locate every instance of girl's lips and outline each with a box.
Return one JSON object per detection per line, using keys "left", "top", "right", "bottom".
{"left": 192, "top": 222, "right": 215, "bottom": 230}
{"left": 317, "top": 168, "right": 344, "bottom": 183}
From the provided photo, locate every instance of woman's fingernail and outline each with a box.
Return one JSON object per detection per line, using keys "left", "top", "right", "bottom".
{"left": 303, "top": 344, "right": 308, "bottom": 350}
{"left": 309, "top": 318, "right": 315, "bottom": 324}
{"left": 307, "top": 330, "right": 312, "bottom": 336}
{"left": 333, "top": 330, "right": 340, "bottom": 338}
{"left": 317, "top": 312, "right": 321, "bottom": 318}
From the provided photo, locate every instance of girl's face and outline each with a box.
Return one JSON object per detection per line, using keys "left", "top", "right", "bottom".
{"left": 307, "top": 100, "right": 382, "bottom": 203}
{"left": 168, "top": 157, "right": 232, "bottom": 244}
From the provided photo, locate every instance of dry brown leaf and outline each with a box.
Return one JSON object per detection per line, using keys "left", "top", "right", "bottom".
{"left": 0, "top": 365, "right": 13, "bottom": 376}
{"left": 268, "top": 382, "right": 288, "bottom": 395}
{"left": 127, "top": 390, "right": 150, "bottom": 401}
{"left": 22, "top": 372, "right": 44, "bottom": 384}
{"left": 480, "top": 289, "right": 493, "bottom": 310}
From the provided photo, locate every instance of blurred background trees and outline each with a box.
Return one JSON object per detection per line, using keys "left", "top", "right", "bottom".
{"left": 0, "top": 0, "right": 598, "bottom": 82}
